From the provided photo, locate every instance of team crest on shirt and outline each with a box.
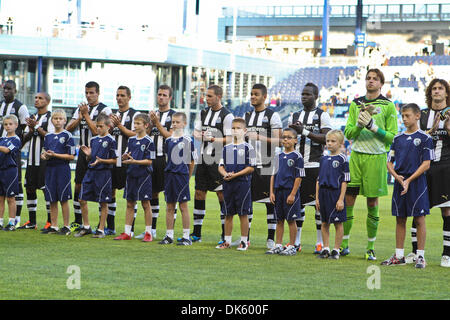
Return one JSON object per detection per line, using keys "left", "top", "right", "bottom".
{"left": 238, "top": 149, "right": 245, "bottom": 156}
{"left": 262, "top": 116, "right": 269, "bottom": 123}
{"left": 287, "top": 159, "right": 295, "bottom": 167}
{"left": 413, "top": 138, "right": 421, "bottom": 146}
{"left": 332, "top": 160, "right": 340, "bottom": 168}
{"left": 216, "top": 117, "right": 222, "bottom": 124}
{"left": 178, "top": 142, "right": 185, "bottom": 149}
{"left": 10, "top": 108, "right": 15, "bottom": 114}
{"left": 59, "top": 137, "right": 66, "bottom": 144}
{"left": 102, "top": 141, "right": 108, "bottom": 148}
{"left": 141, "top": 144, "right": 146, "bottom": 152}
{"left": 313, "top": 114, "right": 319, "bottom": 120}
{"left": 166, "top": 116, "right": 171, "bottom": 123}
{"left": 125, "top": 116, "right": 130, "bottom": 122}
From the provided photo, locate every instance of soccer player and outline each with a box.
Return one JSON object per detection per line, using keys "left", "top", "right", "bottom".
{"left": 267, "top": 128, "right": 305, "bottom": 256}
{"left": 244, "top": 83, "right": 282, "bottom": 249}
{"left": 66, "top": 81, "right": 112, "bottom": 232}
{"left": 75, "top": 113, "right": 117, "bottom": 238}
{"left": 343, "top": 68, "right": 398, "bottom": 260}
{"left": 410, "top": 79, "right": 450, "bottom": 268}
{"left": 192, "top": 85, "right": 234, "bottom": 242}
{"left": 315, "top": 130, "right": 350, "bottom": 259}
{"left": 216, "top": 118, "right": 256, "bottom": 251}
{"left": 159, "top": 112, "right": 195, "bottom": 246}
{"left": 289, "top": 82, "right": 332, "bottom": 253}
{"left": 142, "top": 84, "right": 176, "bottom": 239}
{"left": 114, "top": 113, "right": 155, "bottom": 241}
{"left": 110, "top": 86, "right": 140, "bottom": 236}
{"left": 19, "top": 92, "right": 54, "bottom": 230}
{"left": 382, "top": 103, "right": 434, "bottom": 268}
{"left": 0, "top": 80, "right": 30, "bottom": 227}
{"left": 40, "top": 110, "right": 76, "bottom": 235}
{"left": 0, "top": 115, "right": 21, "bottom": 231}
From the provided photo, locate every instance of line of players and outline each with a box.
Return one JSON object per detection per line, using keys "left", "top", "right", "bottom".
{"left": 0, "top": 73, "right": 449, "bottom": 266}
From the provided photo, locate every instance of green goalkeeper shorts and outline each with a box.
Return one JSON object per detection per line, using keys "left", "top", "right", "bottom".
{"left": 348, "top": 151, "right": 388, "bottom": 198}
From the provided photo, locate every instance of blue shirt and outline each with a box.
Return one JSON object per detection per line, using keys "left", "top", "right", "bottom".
{"left": 125, "top": 135, "right": 155, "bottom": 177}
{"left": 88, "top": 134, "right": 118, "bottom": 170}
{"left": 219, "top": 142, "right": 256, "bottom": 183}
{"left": 318, "top": 153, "right": 350, "bottom": 189}
{"left": 0, "top": 135, "right": 21, "bottom": 169}
{"left": 273, "top": 151, "right": 305, "bottom": 189}
{"left": 388, "top": 130, "right": 435, "bottom": 177}
{"left": 43, "top": 130, "right": 76, "bottom": 166}
{"left": 164, "top": 135, "right": 196, "bottom": 175}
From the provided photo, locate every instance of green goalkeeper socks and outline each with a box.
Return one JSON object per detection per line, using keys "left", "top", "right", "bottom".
{"left": 342, "top": 205, "right": 354, "bottom": 249}
{"left": 367, "top": 205, "right": 380, "bottom": 251}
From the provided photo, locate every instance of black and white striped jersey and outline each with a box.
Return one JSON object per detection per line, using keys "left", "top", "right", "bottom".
{"left": 244, "top": 108, "right": 282, "bottom": 167}
{"left": 110, "top": 107, "right": 140, "bottom": 167}
{"left": 288, "top": 108, "right": 332, "bottom": 168}
{"left": 150, "top": 109, "right": 176, "bottom": 157}
{"left": 71, "top": 103, "right": 112, "bottom": 147}
{"left": 25, "top": 111, "right": 54, "bottom": 166}
{"left": 0, "top": 99, "right": 30, "bottom": 138}
{"left": 420, "top": 108, "right": 450, "bottom": 164}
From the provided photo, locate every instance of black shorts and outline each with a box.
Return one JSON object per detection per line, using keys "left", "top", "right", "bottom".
{"left": 152, "top": 156, "right": 166, "bottom": 194}
{"left": 427, "top": 162, "right": 450, "bottom": 208}
{"left": 74, "top": 150, "right": 89, "bottom": 185}
{"left": 24, "top": 163, "right": 47, "bottom": 190}
{"left": 251, "top": 166, "right": 271, "bottom": 202}
{"left": 299, "top": 167, "right": 319, "bottom": 207}
{"left": 194, "top": 163, "right": 223, "bottom": 192}
{"left": 111, "top": 166, "right": 127, "bottom": 190}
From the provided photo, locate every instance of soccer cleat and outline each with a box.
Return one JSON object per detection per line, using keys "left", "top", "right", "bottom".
{"left": 158, "top": 236, "right": 173, "bottom": 244}
{"left": 329, "top": 250, "right": 340, "bottom": 259}
{"left": 280, "top": 245, "right": 297, "bottom": 256}
{"left": 41, "top": 226, "right": 58, "bottom": 234}
{"left": 266, "top": 239, "right": 275, "bottom": 249}
{"left": 314, "top": 243, "right": 323, "bottom": 254}
{"left": 92, "top": 230, "right": 105, "bottom": 238}
{"left": 295, "top": 244, "right": 302, "bottom": 252}
{"left": 265, "top": 245, "right": 284, "bottom": 255}
{"left": 380, "top": 254, "right": 406, "bottom": 266}
{"left": 17, "top": 221, "right": 37, "bottom": 230}
{"left": 415, "top": 256, "right": 426, "bottom": 269}
{"left": 104, "top": 228, "right": 116, "bottom": 236}
{"left": 41, "top": 221, "right": 51, "bottom": 231}
{"left": 151, "top": 229, "right": 156, "bottom": 239}
{"left": 58, "top": 226, "right": 71, "bottom": 236}
{"left": 177, "top": 238, "right": 192, "bottom": 246}
{"left": 135, "top": 232, "right": 146, "bottom": 240}
{"left": 0, "top": 223, "right": 3, "bottom": 230}
{"left": 189, "top": 233, "right": 202, "bottom": 243}
{"left": 74, "top": 227, "right": 92, "bottom": 238}
{"left": 215, "top": 242, "right": 230, "bottom": 249}
{"left": 237, "top": 241, "right": 248, "bottom": 251}
{"left": 405, "top": 252, "right": 417, "bottom": 264}
{"left": 340, "top": 247, "right": 350, "bottom": 256}
{"left": 113, "top": 232, "right": 132, "bottom": 240}
{"left": 3, "top": 222, "right": 16, "bottom": 231}
{"left": 142, "top": 232, "right": 153, "bottom": 242}
{"left": 69, "top": 222, "right": 81, "bottom": 233}
{"left": 365, "top": 249, "right": 377, "bottom": 261}
{"left": 317, "top": 249, "right": 330, "bottom": 259}
{"left": 441, "top": 255, "right": 450, "bottom": 268}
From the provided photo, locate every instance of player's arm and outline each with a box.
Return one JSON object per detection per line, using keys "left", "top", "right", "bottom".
{"left": 94, "top": 157, "right": 117, "bottom": 165}
{"left": 83, "top": 113, "right": 98, "bottom": 136}
{"left": 307, "top": 127, "right": 330, "bottom": 145}
{"left": 344, "top": 101, "right": 364, "bottom": 140}
{"left": 315, "top": 180, "right": 320, "bottom": 211}
{"left": 46, "top": 151, "right": 75, "bottom": 161}
{"left": 115, "top": 122, "right": 136, "bottom": 138}
{"left": 366, "top": 103, "right": 398, "bottom": 145}
{"left": 287, "top": 177, "right": 301, "bottom": 205}
{"left": 269, "top": 175, "right": 276, "bottom": 204}
{"left": 66, "top": 109, "right": 82, "bottom": 132}
{"left": 218, "top": 164, "right": 228, "bottom": 177}
{"left": 0, "top": 146, "right": 10, "bottom": 153}
{"left": 232, "top": 166, "right": 255, "bottom": 178}
{"left": 150, "top": 112, "right": 173, "bottom": 139}
{"left": 336, "top": 181, "right": 347, "bottom": 211}
{"left": 257, "top": 128, "right": 282, "bottom": 145}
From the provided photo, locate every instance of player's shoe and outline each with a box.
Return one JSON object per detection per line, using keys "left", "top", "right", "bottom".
{"left": 41, "top": 221, "right": 51, "bottom": 231}
{"left": 74, "top": 227, "right": 92, "bottom": 237}
{"left": 151, "top": 229, "right": 156, "bottom": 239}
{"left": 69, "top": 222, "right": 81, "bottom": 233}
{"left": 104, "top": 228, "right": 116, "bottom": 236}
{"left": 58, "top": 226, "right": 71, "bottom": 236}
{"left": 294, "top": 244, "right": 302, "bottom": 252}
{"left": 92, "top": 230, "right": 105, "bottom": 238}
{"left": 314, "top": 243, "right": 323, "bottom": 254}
{"left": 440, "top": 255, "right": 450, "bottom": 268}
{"left": 237, "top": 241, "right": 248, "bottom": 251}
{"left": 265, "top": 245, "right": 283, "bottom": 255}
{"left": 41, "top": 226, "right": 58, "bottom": 234}
{"left": 280, "top": 245, "right": 297, "bottom": 256}
{"left": 135, "top": 232, "right": 146, "bottom": 240}
{"left": 0, "top": 223, "right": 3, "bottom": 230}
{"left": 266, "top": 239, "right": 275, "bottom": 249}
{"left": 317, "top": 249, "right": 330, "bottom": 259}
{"left": 142, "top": 232, "right": 153, "bottom": 242}
{"left": 415, "top": 256, "right": 426, "bottom": 269}
{"left": 17, "top": 221, "right": 37, "bottom": 230}
{"left": 113, "top": 232, "right": 131, "bottom": 240}
{"left": 215, "top": 242, "right": 230, "bottom": 249}
{"left": 329, "top": 249, "right": 340, "bottom": 259}
{"left": 365, "top": 249, "right": 377, "bottom": 261}
{"left": 3, "top": 222, "right": 16, "bottom": 231}
{"left": 381, "top": 254, "right": 405, "bottom": 266}
{"left": 405, "top": 252, "right": 417, "bottom": 264}
{"left": 340, "top": 247, "right": 350, "bottom": 256}
{"left": 177, "top": 238, "right": 192, "bottom": 246}
{"left": 158, "top": 236, "right": 173, "bottom": 244}
{"left": 189, "top": 233, "right": 202, "bottom": 243}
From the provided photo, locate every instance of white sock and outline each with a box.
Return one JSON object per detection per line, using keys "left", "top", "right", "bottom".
{"left": 225, "top": 235, "right": 232, "bottom": 244}
{"left": 84, "top": 224, "right": 90, "bottom": 230}
{"left": 333, "top": 247, "right": 340, "bottom": 253}
{"left": 0, "top": 218, "right": 3, "bottom": 225}
{"left": 395, "top": 248, "right": 404, "bottom": 259}
{"left": 166, "top": 229, "right": 174, "bottom": 239}
{"left": 323, "top": 247, "right": 330, "bottom": 252}
{"left": 145, "top": 226, "right": 152, "bottom": 234}
{"left": 15, "top": 216, "right": 20, "bottom": 224}
{"left": 183, "top": 229, "right": 190, "bottom": 239}
{"left": 241, "top": 236, "right": 247, "bottom": 243}
{"left": 416, "top": 249, "right": 425, "bottom": 258}
{"left": 9, "top": 218, "right": 15, "bottom": 224}
{"left": 124, "top": 224, "right": 132, "bottom": 235}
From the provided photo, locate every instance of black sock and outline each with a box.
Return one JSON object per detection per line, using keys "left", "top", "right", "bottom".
{"left": 107, "top": 198, "right": 116, "bottom": 230}
{"left": 411, "top": 220, "right": 418, "bottom": 254}
{"left": 443, "top": 216, "right": 450, "bottom": 256}
{"left": 266, "top": 203, "right": 276, "bottom": 241}
{"left": 151, "top": 198, "right": 159, "bottom": 230}
{"left": 73, "top": 191, "right": 83, "bottom": 224}
{"left": 193, "top": 199, "right": 206, "bottom": 237}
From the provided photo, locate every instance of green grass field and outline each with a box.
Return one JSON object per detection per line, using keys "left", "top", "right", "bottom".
{"left": 0, "top": 173, "right": 448, "bottom": 300}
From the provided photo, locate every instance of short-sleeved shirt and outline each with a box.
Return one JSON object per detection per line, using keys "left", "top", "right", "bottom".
{"left": 43, "top": 130, "right": 76, "bottom": 166}
{"left": 88, "top": 134, "right": 118, "bottom": 170}
{"left": 125, "top": 135, "right": 155, "bottom": 177}
{"left": 71, "top": 103, "right": 112, "bottom": 147}
{"left": 25, "top": 111, "right": 55, "bottom": 166}
{"left": 0, "top": 99, "right": 29, "bottom": 138}
{"left": 388, "top": 130, "right": 435, "bottom": 176}
{"left": 164, "top": 135, "right": 196, "bottom": 175}
{"left": 318, "top": 153, "right": 351, "bottom": 189}
{"left": 273, "top": 151, "right": 305, "bottom": 189}
{"left": 111, "top": 107, "right": 140, "bottom": 167}
{"left": 0, "top": 135, "right": 21, "bottom": 169}
{"left": 150, "top": 109, "right": 176, "bottom": 157}
{"left": 219, "top": 142, "right": 256, "bottom": 183}
{"left": 419, "top": 108, "right": 450, "bottom": 164}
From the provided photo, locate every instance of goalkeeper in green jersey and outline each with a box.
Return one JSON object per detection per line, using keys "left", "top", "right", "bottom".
{"left": 343, "top": 68, "right": 398, "bottom": 260}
